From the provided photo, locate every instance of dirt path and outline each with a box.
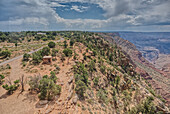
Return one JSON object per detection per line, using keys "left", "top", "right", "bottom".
{"left": 50, "top": 61, "right": 76, "bottom": 114}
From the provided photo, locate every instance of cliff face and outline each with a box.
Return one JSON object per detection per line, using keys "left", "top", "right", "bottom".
{"left": 101, "top": 33, "right": 170, "bottom": 107}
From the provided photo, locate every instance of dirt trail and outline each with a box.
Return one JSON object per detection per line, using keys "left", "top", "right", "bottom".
{"left": 49, "top": 61, "right": 77, "bottom": 114}
{"left": 48, "top": 47, "right": 84, "bottom": 114}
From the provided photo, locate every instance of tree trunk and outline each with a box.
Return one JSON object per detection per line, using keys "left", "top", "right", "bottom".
{"left": 67, "top": 57, "right": 70, "bottom": 65}
{"left": 7, "top": 76, "right": 12, "bottom": 85}
{"left": 20, "top": 75, "right": 24, "bottom": 92}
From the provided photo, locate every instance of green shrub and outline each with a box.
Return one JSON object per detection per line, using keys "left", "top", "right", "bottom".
{"left": 61, "top": 54, "right": 65, "bottom": 62}
{"left": 157, "top": 95, "right": 166, "bottom": 103}
{"left": 32, "top": 51, "right": 42, "bottom": 64}
{"left": 38, "top": 78, "right": 61, "bottom": 100}
{"left": 75, "top": 80, "right": 87, "bottom": 99}
{"left": 48, "top": 41, "right": 56, "bottom": 48}
{"left": 92, "top": 50, "right": 97, "bottom": 56}
{"left": 70, "top": 40, "right": 74, "bottom": 46}
{"left": 74, "top": 63, "right": 88, "bottom": 85}
{"left": 86, "top": 48, "right": 89, "bottom": 52}
{"left": 97, "top": 89, "right": 108, "bottom": 104}
{"left": 100, "top": 65, "right": 106, "bottom": 74}
{"left": 83, "top": 53, "right": 87, "bottom": 60}
{"left": 112, "top": 88, "right": 116, "bottom": 96}
{"left": 93, "top": 77, "right": 99, "bottom": 86}
{"left": 51, "top": 49, "right": 58, "bottom": 59}
{"left": 22, "top": 61, "right": 27, "bottom": 67}
{"left": 0, "top": 74, "right": 5, "bottom": 85}
{"left": 6, "top": 64, "right": 11, "bottom": 69}
{"left": 2, "top": 79, "right": 20, "bottom": 94}
{"left": 73, "top": 52, "right": 78, "bottom": 60}
{"left": 28, "top": 74, "right": 61, "bottom": 100}
{"left": 128, "top": 96, "right": 160, "bottom": 114}
{"left": 15, "top": 42, "right": 18, "bottom": 47}
{"left": 50, "top": 71, "right": 57, "bottom": 83}
{"left": 43, "top": 75, "right": 48, "bottom": 79}
{"left": 82, "top": 105, "right": 86, "bottom": 110}
{"left": 88, "top": 60, "right": 96, "bottom": 73}
{"left": 63, "top": 48, "right": 72, "bottom": 57}
{"left": 41, "top": 47, "right": 50, "bottom": 56}
{"left": 109, "top": 53, "right": 114, "bottom": 61}
{"left": 0, "top": 50, "right": 11, "bottom": 58}
{"left": 147, "top": 87, "right": 156, "bottom": 96}
{"left": 23, "top": 53, "right": 30, "bottom": 61}
{"left": 64, "top": 40, "right": 68, "bottom": 48}
{"left": 28, "top": 75, "right": 41, "bottom": 92}
{"left": 14, "top": 80, "right": 19, "bottom": 84}
{"left": 115, "top": 76, "right": 120, "bottom": 87}
{"left": 56, "top": 66, "right": 60, "bottom": 71}
{"left": 42, "top": 37, "right": 48, "bottom": 41}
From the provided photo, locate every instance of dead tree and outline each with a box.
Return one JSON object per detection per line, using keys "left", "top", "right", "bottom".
{"left": 20, "top": 75, "right": 25, "bottom": 92}
{"left": 7, "top": 76, "right": 12, "bottom": 85}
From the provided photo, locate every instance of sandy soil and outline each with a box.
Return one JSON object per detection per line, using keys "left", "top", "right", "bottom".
{"left": 0, "top": 58, "right": 38, "bottom": 114}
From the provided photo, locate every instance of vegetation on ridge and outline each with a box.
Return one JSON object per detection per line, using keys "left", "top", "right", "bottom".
{"left": 0, "top": 31, "right": 168, "bottom": 114}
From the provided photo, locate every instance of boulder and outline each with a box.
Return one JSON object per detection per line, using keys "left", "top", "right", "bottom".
{"left": 55, "top": 101, "right": 61, "bottom": 105}
{"left": 57, "top": 82, "right": 64, "bottom": 86}
{"left": 67, "top": 90, "right": 73, "bottom": 101}
{"left": 68, "top": 76, "right": 74, "bottom": 84}
{"left": 72, "top": 94, "right": 78, "bottom": 104}
{"left": 45, "top": 108, "right": 52, "bottom": 114}
{"left": 45, "top": 104, "right": 48, "bottom": 110}
{"left": 39, "top": 100, "right": 48, "bottom": 105}
{"left": 68, "top": 83, "right": 73, "bottom": 93}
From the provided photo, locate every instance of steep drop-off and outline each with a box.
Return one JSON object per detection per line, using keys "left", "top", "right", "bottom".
{"left": 100, "top": 33, "right": 170, "bottom": 107}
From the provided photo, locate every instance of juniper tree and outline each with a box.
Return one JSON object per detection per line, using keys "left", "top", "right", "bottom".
{"left": 48, "top": 41, "right": 56, "bottom": 48}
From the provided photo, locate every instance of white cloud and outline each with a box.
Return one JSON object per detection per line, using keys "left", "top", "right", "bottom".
{"left": 49, "top": 2, "right": 66, "bottom": 7}
{"left": 0, "top": 0, "right": 170, "bottom": 31}
{"left": 0, "top": 17, "right": 49, "bottom": 26}
{"left": 71, "top": 5, "right": 82, "bottom": 12}
{"left": 70, "top": 5, "right": 89, "bottom": 12}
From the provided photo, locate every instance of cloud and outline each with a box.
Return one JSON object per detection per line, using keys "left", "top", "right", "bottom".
{"left": 71, "top": 5, "right": 83, "bottom": 12}
{"left": 53, "top": 0, "right": 170, "bottom": 24}
{"left": 49, "top": 2, "right": 66, "bottom": 7}
{"left": 70, "top": 5, "right": 89, "bottom": 12}
{"left": 0, "top": 0, "right": 170, "bottom": 31}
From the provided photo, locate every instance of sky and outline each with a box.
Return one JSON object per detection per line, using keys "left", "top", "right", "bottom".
{"left": 0, "top": 0, "right": 170, "bottom": 32}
